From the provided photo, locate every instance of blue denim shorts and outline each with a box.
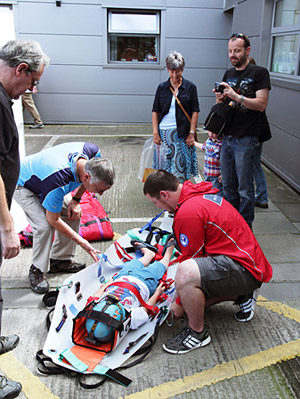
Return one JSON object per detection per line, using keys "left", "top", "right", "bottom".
{"left": 114, "top": 258, "right": 166, "bottom": 296}
{"left": 195, "top": 255, "right": 260, "bottom": 298}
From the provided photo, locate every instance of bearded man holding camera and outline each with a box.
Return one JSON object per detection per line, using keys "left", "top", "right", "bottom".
{"left": 215, "top": 33, "right": 271, "bottom": 229}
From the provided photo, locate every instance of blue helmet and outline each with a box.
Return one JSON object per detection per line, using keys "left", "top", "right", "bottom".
{"left": 85, "top": 296, "right": 127, "bottom": 344}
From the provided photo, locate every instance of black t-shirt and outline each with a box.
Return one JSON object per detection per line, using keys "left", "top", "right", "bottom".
{"left": 222, "top": 63, "right": 271, "bottom": 137}
{"left": 0, "top": 83, "right": 20, "bottom": 209}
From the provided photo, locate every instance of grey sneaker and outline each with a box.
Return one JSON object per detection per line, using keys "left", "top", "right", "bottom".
{"left": 0, "top": 335, "right": 19, "bottom": 355}
{"left": 0, "top": 376, "right": 22, "bottom": 399}
{"left": 29, "top": 123, "right": 44, "bottom": 129}
{"left": 163, "top": 325, "right": 211, "bottom": 354}
{"left": 235, "top": 289, "right": 259, "bottom": 322}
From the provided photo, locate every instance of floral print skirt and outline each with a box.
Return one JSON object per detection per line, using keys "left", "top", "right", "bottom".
{"left": 153, "top": 127, "right": 199, "bottom": 182}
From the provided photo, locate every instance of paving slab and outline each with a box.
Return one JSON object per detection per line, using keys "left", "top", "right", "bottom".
{"left": 274, "top": 202, "right": 300, "bottom": 222}
{"left": 294, "top": 222, "right": 300, "bottom": 232}
{"left": 268, "top": 184, "right": 300, "bottom": 203}
{"left": 255, "top": 234, "right": 300, "bottom": 263}
{"left": 253, "top": 209, "right": 299, "bottom": 234}
{"left": 23, "top": 135, "right": 53, "bottom": 155}
{"left": 260, "top": 282, "right": 300, "bottom": 301}
{"left": 270, "top": 262, "right": 300, "bottom": 282}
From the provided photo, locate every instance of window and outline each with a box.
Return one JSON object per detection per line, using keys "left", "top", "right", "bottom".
{"left": 270, "top": 0, "right": 300, "bottom": 76}
{"left": 108, "top": 10, "right": 160, "bottom": 63}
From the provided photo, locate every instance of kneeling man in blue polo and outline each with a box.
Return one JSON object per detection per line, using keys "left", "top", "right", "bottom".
{"left": 14, "top": 142, "right": 115, "bottom": 294}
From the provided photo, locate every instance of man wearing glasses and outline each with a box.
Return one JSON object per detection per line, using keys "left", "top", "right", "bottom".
{"left": 14, "top": 142, "right": 115, "bottom": 296}
{"left": 0, "top": 39, "right": 49, "bottom": 399}
{"left": 215, "top": 33, "right": 271, "bottom": 229}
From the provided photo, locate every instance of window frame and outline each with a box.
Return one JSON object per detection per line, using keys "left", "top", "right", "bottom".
{"left": 269, "top": 0, "right": 300, "bottom": 80}
{"left": 107, "top": 9, "right": 161, "bottom": 65}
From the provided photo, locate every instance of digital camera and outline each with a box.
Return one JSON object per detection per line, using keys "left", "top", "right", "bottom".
{"left": 215, "top": 82, "right": 225, "bottom": 93}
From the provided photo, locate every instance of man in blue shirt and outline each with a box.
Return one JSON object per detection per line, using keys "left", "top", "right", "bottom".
{"left": 14, "top": 142, "right": 115, "bottom": 294}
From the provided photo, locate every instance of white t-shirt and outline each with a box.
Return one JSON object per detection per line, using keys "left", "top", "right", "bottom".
{"left": 159, "top": 95, "right": 177, "bottom": 129}
{"left": 101, "top": 276, "right": 150, "bottom": 329}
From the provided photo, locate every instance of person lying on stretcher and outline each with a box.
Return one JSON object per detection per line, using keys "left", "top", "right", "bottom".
{"left": 86, "top": 240, "right": 175, "bottom": 343}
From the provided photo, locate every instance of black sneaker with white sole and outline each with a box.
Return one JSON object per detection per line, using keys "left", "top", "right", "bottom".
{"left": 235, "top": 289, "right": 259, "bottom": 322}
{"left": 162, "top": 325, "right": 211, "bottom": 354}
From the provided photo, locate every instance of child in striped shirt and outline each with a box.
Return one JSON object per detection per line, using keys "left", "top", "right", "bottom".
{"left": 195, "top": 130, "right": 223, "bottom": 196}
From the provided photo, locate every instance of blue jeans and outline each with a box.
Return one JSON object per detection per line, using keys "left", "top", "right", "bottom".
{"left": 220, "top": 135, "right": 258, "bottom": 228}
{"left": 204, "top": 175, "right": 223, "bottom": 197}
{"left": 253, "top": 143, "right": 268, "bottom": 205}
{"left": 114, "top": 258, "right": 166, "bottom": 296}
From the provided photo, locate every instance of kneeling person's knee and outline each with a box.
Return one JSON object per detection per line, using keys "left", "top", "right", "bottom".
{"left": 175, "top": 259, "right": 200, "bottom": 290}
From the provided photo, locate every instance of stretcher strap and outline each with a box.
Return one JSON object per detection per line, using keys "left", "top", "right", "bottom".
{"left": 114, "top": 242, "right": 134, "bottom": 262}
{"left": 59, "top": 349, "right": 88, "bottom": 373}
{"left": 78, "top": 308, "right": 123, "bottom": 329}
{"left": 139, "top": 210, "right": 164, "bottom": 234}
{"left": 93, "top": 365, "right": 132, "bottom": 387}
{"left": 107, "top": 281, "right": 159, "bottom": 315}
{"left": 59, "top": 348, "right": 132, "bottom": 387}
{"left": 98, "top": 253, "right": 124, "bottom": 270}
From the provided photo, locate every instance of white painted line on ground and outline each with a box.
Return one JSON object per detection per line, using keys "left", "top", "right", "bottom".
{"left": 25, "top": 134, "right": 153, "bottom": 138}
{"left": 42, "top": 136, "right": 60, "bottom": 150}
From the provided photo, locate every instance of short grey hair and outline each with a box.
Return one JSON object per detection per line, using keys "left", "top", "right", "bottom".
{"left": 0, "top": 39, "right": 50, "bottom": 72}
{"left": 165, "top": 51, "right": 185, "bottom": 70}
{"left": 85, "top": 158, "right": 115, "bottom": 187}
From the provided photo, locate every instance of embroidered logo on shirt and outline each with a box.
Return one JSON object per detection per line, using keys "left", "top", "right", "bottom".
{"left": 180, "top": 233, "right": 189, "bottom": 247}
{"left": 203, "top": 194, "right": 223, "bottom": 206}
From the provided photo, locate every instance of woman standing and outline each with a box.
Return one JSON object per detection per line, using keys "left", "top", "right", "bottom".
{"left": 152, "top": 51, "right": 199, "bottom": 182}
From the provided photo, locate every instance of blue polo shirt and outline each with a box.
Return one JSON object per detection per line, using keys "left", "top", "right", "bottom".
{"left": 17, "top": 142, "right": 101, "bottom": 213}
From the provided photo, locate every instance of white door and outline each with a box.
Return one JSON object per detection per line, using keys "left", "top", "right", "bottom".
{"left": 0, "top": 5, "right": 27, "bottom": 231}
{"left": 0, "top": 4, "right": 25, "bottom": 159}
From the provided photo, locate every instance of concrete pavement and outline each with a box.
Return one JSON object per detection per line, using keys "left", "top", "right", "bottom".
{"left": 1, "top": 124, "right": 299, "bottom": 399}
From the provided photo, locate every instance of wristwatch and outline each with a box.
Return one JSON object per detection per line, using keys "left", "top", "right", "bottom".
{"left": 239, "top": 95, "right": 245, "bottom": 104}
{"left": 189, "top": 130, "right": 195, "bottom": 135}
{"left": 72, "top": 197, "right": 81, "bottom": 203}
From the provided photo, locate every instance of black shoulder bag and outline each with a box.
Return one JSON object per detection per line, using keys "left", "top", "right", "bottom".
{"left": 204, "top": 64, "right": 252, "bottom": 135}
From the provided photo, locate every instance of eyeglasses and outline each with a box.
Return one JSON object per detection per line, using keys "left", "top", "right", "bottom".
{"left": 93, "top": 183, "right": 106, "bottom": 196}
{"left": 230, "top": 33, "right": 250, "bottom": 48}
{"left": 25, "top": 69, "right": 40, "bottom": 87}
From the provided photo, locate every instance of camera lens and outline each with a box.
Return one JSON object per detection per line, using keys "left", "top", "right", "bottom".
{"left": 215, "top": 82, "right": 224, "bottom": 93}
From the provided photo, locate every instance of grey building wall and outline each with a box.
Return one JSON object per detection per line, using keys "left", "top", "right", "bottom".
{"left": 13, "top": 0, "right": 231, "bottom": 125}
